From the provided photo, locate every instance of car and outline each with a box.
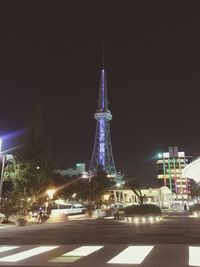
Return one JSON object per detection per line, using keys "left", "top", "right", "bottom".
{"left": 50, "top": 203, "right": 87, "bottom": 216}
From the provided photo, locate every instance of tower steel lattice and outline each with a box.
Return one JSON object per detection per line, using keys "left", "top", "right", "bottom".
{"left": 89, "top": 68, "right": 116, "bottom": 176}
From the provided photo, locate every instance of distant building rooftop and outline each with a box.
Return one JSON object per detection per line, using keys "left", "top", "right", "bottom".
{"left": 55, "top": 163, "right": 86, "bottom": 177}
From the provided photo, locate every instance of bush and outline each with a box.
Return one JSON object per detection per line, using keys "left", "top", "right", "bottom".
{"left": 124, "top": 204, "right": 162, "bottom": 216}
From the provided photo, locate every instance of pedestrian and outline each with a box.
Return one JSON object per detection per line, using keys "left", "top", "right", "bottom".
{"left": 37, "top": 208, "right": 43, "bottom": 223}
{"left": 113, "top": 205, "right": 119, "bottom": 219}
{"left": 184, "top": 203, "right": 187, "bottom": 211}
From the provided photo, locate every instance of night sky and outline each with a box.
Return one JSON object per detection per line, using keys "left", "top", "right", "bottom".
{"left": 0, "top": 2, "right": 200, "bottom": 186}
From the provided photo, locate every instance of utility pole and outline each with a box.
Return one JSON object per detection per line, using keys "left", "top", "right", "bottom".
{"left": 0, "top": 154, "right": 5, "bottom": 202}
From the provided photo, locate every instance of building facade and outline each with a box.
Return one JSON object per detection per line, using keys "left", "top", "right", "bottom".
{"left": 157, "top": 146, "right": 191, "bottom": 201}
{"left": 55, "top": 163, "right": 86, "bottom": 177}
{"left": 106, "top": 186, "right": 172, "bottom": 209}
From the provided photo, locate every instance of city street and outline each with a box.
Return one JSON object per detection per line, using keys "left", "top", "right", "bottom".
{"left": 1, "top": 2, "right": 200, "bottom": 267}
{"left": 0, "top": 211, "right": 200, "bottom": 266}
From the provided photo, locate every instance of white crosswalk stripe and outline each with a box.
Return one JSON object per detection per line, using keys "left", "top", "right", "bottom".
{"left": 189, "top": 246, "right": 200, "bottom": 267}
{"left": 0, "top": 244, "right": 198, "bottom": 266}
{"left": 107, "top": 245, "right": 154, "bottom": 264}
{"left": 0, "top": 246, "right": 58, "bottom": 262}
{"left": 49, "top": 245, "right": 104, "bottom": 264}
{"left": 62, "top": 245, "right": 104, "bottom": 257}
{"left": 0, "top": 246, "right": 19, "bottom": 253}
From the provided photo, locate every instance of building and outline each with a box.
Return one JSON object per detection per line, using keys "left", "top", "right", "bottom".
{"left": 183, "top": 157, "right": 200, "bottom": 183}
{"left": 105, "top": 186, "right": 172, "bottom": 209}
{"left": 157, "top": 146, "right": 191, "bottom": 201}
{"left": 88, "top": 64, "right": 123, "bottom": 184}
{"left": 55, "top": 163, "right": 86, "bottom": 177}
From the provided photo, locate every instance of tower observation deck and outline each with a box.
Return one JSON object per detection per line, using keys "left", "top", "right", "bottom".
{"left": 89, "top": 68, "right": 123, "bottom": 183}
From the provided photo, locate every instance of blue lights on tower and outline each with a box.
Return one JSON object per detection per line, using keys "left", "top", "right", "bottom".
{"left": 99, "top": 69, "right": 106, "bottom": 167}
{"left": 89, "top": 68, "right": 116, "bottom": 176}
{"left": 99, "top": 117, "right": 106, "bottom": 167}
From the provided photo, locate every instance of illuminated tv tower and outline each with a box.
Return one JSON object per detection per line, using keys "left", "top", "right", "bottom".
{"left": 89, "top": 57, "right": 123, "bottom": 182}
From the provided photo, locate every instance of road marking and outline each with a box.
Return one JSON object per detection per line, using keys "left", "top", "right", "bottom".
{"left": 0, "top": 246, "right": 19, "bottom": 253}
{"left": 62, "top": 245, "right": 103, "bottom": 256}
{"left": 0, "top": 246, "right": 59, "bottom": 262}
{"left": 107, "top": 245, "right": 154, "bottom": 264}
{"left": 49, "top": 245, "right": 104, "bottom": 263}
{"left": 0, "top": 244, "right": 196, "bottom": 266}
{"left": 189, "top": 246, "right": 200, "bottom": 266}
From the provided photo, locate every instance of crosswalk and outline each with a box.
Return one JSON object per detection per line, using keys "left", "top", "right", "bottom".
{"left": 0, "top": 244, "right": 199, "bottom": 266}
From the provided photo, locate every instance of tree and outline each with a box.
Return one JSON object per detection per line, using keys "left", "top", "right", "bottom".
{"left": 4, "top": 103, "right": 53, "bottom": 200}
{"left": 51, "top": 166, "right": 115, "bottom": 203}
{"left": 125, "top": 178, "right": 145, "bottom": 205}
{"left": 89, "top": 166, "right": 115, "bottom": 203}
{"left": 190, "top": 179, "right": 200, "bottom": 203}
{"left": 50, "top": 173, "right": 89, "bottom": 201}
{"left": 0, "top": 190, "right": 31, "bottom": 219}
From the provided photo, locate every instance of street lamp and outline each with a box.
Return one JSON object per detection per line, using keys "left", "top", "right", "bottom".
{"left": 46, "top": 189, "right": 55, "bottom": 200}
{"left": 0, "top": 139, "right": 6, "bottom": 202}
{"left": 82, "top": 174, "right": 91, "bottom": 204}
{"left": 82, "top": 174, "right": 92, "bottom": 216}
{"left": 0, "top": 139, "right": 2, "bottom": 153}
{"left": 46, "top": 189, "right": 55, "bottom": 216}
{"left": 72, "top": 193, "right": 77, "bottom": 199}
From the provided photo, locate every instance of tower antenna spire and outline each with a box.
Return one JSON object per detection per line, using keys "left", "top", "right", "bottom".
{"left": 102, "top": 40, "right": 105, "bottom": 69}
{"left": 89, "top": 44, "right": 124, "bottom": 184}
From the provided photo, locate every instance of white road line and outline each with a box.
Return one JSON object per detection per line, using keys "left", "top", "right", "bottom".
{"left": 108, "top": 245, "right": 154, "bottom": 264}
{"left": 62, "top": 245, "right": 104, "bottom": 257}
{"left": 49, "top": 245, "right": 104, "bottom": 263}
{"left": 189, "top": 246, "right": 200, "bottom": 266}
{"left": 0, "top": 246, "right": 19, "bottom": 253}
{"left": 0, "top": 246, "right": 59, "bottom": 262}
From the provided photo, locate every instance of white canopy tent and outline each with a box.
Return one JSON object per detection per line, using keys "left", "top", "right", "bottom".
{"left": 183, "top": 157, "right": 200, "bottom": 182}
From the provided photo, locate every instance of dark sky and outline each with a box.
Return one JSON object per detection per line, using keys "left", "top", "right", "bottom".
{"left": 0, "top": 2, "right": 200, "bottom": 186}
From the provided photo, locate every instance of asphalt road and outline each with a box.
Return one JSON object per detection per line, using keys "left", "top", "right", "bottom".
{"left": 0, "top": 211, "right": 199, "bottom": 266}
{"left": 0, "top": 211, "right": 200, "bottom": 245}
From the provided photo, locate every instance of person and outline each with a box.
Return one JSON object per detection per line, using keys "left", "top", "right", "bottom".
{"left": 37, "top": 208, "right": 43, "bottom": 223}
{"left": 184, "top": 202, "right": 187, "bottom": 211}
{"left": 113, "top": 205, "right": 119, "bottom": 219}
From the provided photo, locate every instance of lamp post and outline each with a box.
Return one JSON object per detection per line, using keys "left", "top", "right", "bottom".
{"left": 46, "top": 189, "right": 55, "bottom": 215}
{"left": 82, "top": 174, "right": 92, "bottom": 216}
{"left": 82, "top": 174, "right": 91, "bottom": 205}
{"left": 46, "top": 189, "right": 55, "bottom": 200}
{"left": 0, "top": 139, "right": 6, "bottom": 202}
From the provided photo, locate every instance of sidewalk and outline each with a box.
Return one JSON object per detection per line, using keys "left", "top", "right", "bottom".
{"left": 68, "top": 214, "right": 95, "bottom": 220}
{"left": 0, "top": 213, "right": 95, "bottom": 230}
{"left": 0, "top": 223, "right": 16, "bottom": 230}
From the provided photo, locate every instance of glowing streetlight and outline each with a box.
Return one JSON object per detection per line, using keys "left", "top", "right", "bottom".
{"left": 158, "top": 153, "right": 163, "bottom": 159}
{"left": 82, "top": 174, "right": 89, "bottom": 179}
{"left": 72, "top": 193, "right": 77, "bottom": 199}
{"left": 46, "top": 189, "right": 55, "bottom": 200}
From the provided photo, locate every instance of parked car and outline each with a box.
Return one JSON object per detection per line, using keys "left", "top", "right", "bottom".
{"left": 50, "top": 203, "right": 87, "bottom": 216}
